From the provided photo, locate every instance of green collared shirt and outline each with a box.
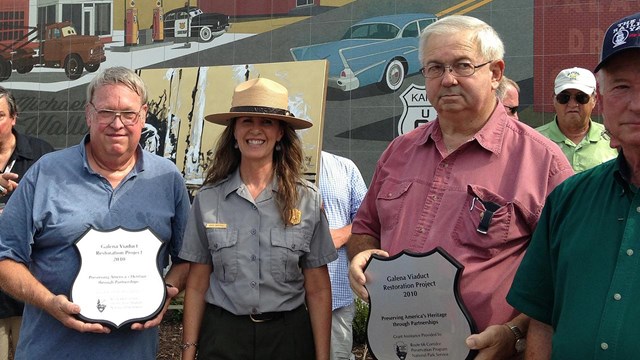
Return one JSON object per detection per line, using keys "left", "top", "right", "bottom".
{"left": 536, "top": 118, "right": 618, "bottom": 172}
{"left": 508, "top": 154, "right": 640, "bottom": 359}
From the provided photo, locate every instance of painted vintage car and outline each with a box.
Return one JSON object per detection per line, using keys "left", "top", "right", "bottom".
{"left": 163, "top": 6, "right": 230, "bottom": 42}
{"left": 290, "top": 13, "right": 437, "bottom": 92}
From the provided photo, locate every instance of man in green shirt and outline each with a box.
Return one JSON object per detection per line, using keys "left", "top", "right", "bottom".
{"left": 507, "top": 11, "right": 640, "bottom": 359}
{"left": 536, "top": 67, "right": 617, "bottom": 172}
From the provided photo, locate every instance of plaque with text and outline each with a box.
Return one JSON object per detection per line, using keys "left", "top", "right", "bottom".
{"left": 364, "top": 247, "right": 477, "bottom": 360}
{"left": 70, "top": 227, "right": 167, "bottom": 329}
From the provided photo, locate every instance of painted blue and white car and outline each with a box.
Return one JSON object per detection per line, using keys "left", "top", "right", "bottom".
{"left": 290, "top": 13, "right": 437, "bottom": 92}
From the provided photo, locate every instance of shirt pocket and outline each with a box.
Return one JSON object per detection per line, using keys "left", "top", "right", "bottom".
{"left": 270, "top": 228, "right": 311, "bottom": 282}
{"left": 376, "top": 181, "right": 412, "bottom": 232}
{"left": 452, "top": 185, "right": 517, "bottom": 260}
{"left": 207, "top": 228, "right": 239, "bottom": 283}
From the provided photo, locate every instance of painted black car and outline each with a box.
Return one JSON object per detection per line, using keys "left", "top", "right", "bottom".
{"left": 163, "top": 6, "right": 230, "bottom": 42}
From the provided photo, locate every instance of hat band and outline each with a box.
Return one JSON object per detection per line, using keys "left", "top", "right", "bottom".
{"left": 230, "top": 106, "right": 294, "bottom": 118}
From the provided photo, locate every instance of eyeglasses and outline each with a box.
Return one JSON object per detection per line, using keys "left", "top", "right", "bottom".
{"left": 504, "top": 105, "right": 518, "bottom": 115}
{"left": 420, "top": 60, "right": 493, "bottom": 79}
{"left": 555, "top": 92, "right": 591, "bottom": 105}
{"left": 89, "top": 102, "right": 144, "bottom": 126}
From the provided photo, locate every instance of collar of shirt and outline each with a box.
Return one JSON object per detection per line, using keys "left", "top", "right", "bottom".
{"left": 584, "top": 120, "right": 607, "bottom": 143}
{"left": 545, "top": 117, "right": 603, "bottom": 144}
{"left": 542, "top": 117, "right": 568, "bottom": 143}
{"left": 12, "top": 129, "right": 36, "bottom": 162}
{"left": 222, "top": 167, "right": 278, "bottom": 201}
{"left": 614, "top": 151, "right": 637, "bottom": 198}
{"left": 417, "top": 105, "right": 507, "bottom": 156}
{"left": 80, "top": 134, "right": 145, "bottom": 176}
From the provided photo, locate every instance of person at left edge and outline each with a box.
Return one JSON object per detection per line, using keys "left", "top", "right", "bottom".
{"left": 0, "top": 86, "right": 54, "bottom": 360}
{"left": 0, "top": 66, "right": 190, "bottom": 360}
{"left": 0, "top": 86, "right": 54, "bottom": 205}
{"left": 179, "top": 78, "right": 337, "bottom": 360}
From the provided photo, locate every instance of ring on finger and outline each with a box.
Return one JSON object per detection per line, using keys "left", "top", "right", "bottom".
{"left": 0, "top": 185, "right": 5, "bottom": 194}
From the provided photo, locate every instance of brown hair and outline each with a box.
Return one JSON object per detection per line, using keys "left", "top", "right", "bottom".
{"left": 204, "top": 119, "right": 305, "bottom": 226}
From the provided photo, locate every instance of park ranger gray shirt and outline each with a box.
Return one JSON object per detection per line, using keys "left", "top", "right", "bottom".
{"left": 179, "top": 169, "right": 337, "bottom": 315}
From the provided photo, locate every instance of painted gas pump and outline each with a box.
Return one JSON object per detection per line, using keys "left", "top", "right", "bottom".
{"left": 152, "top": 1, "right": 164, "bottom": 42}
{"left": 125, "top": 3, "right": 138, "bottom": 46}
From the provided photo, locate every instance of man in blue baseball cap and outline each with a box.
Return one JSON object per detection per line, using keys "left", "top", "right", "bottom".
{"left": 507, "top": 11, "right": 640, "bottom": 360}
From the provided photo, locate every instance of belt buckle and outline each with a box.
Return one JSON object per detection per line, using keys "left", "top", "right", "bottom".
{"left": 249, "top": 314, "right": 271, "bottom": 323}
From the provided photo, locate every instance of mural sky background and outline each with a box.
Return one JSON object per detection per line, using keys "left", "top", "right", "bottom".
{"left": 5, "top": 0, "right": 638, "bottom": 183}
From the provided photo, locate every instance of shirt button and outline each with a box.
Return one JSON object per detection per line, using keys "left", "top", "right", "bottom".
{"left": 251, "top": 229, "right": 257, "bottom": 235}
{"left": 636, "top": 206, "right": 640, "bottom": 213}
{"left": 614, "top": 293, "right": 622, "bottom": 301}
{"left": 250, "top": 281, "right": 257, "bottom": 288}
{"left": 627, "top": 249, "right": 634, "bottom": 256}
{"left": 252, "top": 205, "right": 257, "bottom": 210}
{"left": 601, "top": 342, "right": 609, "bottom": 350}
{"left": 251, "top": 255, "right": 257, "bottom": 261}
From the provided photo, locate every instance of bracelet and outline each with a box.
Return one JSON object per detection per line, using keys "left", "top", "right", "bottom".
{"left": 181, "top": 342, "right": 198, "bottom": 350}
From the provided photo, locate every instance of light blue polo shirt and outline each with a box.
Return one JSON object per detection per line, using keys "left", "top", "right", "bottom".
{"left": 0, "top": 136, "right": 190, "bottom": 360}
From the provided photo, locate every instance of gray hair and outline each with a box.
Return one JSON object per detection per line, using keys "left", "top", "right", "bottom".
{"left": 0, "top": 86, "right": 18, "bottom": 118}
{"left": 419, "top": 15, "right": 505, "bottom": 65}
{"left": 496, "top": 76, "right": 520, "bottom": 100}
{"left": 86, "top": 66, "right": 148, "bottom": 104}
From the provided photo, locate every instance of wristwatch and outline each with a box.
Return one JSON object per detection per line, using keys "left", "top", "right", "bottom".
{"left": 507, "top": 323, "right": 526, "bottom": 353}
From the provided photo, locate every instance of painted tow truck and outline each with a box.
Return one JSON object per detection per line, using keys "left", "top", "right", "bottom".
{"left": 291, "top": 14, "right": 437, "bottom": 92}
{"left": 0, "top": 21, "right": 106, "bottom": 81}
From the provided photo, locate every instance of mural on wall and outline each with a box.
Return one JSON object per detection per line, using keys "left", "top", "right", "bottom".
{"left": 138, "top": 60, "right": 328, "bottom": 188}
{"left": 160, "top": 5, "right": 230, "bottom": 43}
{"left": 290, "top": 13, "right": 437, "bottom": 93}
{"left": 0, "top": 20, "right": 106, "bottom": 82}
{"left": 2, "top": 0, "right": 640, "bottom": 183}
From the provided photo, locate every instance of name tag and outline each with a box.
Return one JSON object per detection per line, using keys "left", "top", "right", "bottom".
{"left": 206, "top": 223, "right": 227, "bottom": 229}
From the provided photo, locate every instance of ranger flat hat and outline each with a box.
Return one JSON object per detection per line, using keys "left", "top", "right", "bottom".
{"left": 204, "top": 78, "right": 312, "bottom": 129}
{"left": 595, "top": 12, "right": 640, "bottom": 72}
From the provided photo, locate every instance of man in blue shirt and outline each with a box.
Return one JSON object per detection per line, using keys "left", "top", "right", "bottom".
{"left": 0, "top": 66, "right": 190, "bottom": 359}
{"left": 319, "top": 151, "right": 367, "bottom": 360}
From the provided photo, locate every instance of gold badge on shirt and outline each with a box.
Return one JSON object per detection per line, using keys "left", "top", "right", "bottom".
{"left": 206, "top": 223, "right": 227, "bottom": 229}
{"left": 289, "top": 209, "right": 302, "bottom": 225}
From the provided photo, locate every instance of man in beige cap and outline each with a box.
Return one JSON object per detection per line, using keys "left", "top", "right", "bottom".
{"left": 536, "top": 67, "right": 617, "bottom": 172}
